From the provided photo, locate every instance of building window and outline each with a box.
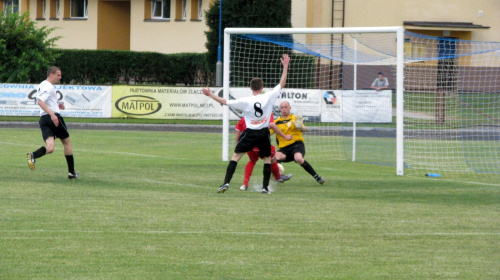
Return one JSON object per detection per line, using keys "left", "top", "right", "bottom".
{"left": 4, "top": 0, "right": 19, "bottom": 13}
{"left": 70, "top": 0, "right": 87, "bottom": 18}
{"left": 190, "top": 0, "right": 202, "bottom": 20}
{"left": 404, "top": 39, "right": 428, "bottom": 60}
{"left": 181, "top": 0, "right": 187, "bottom": 20}
{"left": 152, "top": 0, "right": 170, "bottom": 19}
{"left": 198, "top": 0, "right": 202, "bottom": 19}
{"left": 50, "top": 0, "right": 60, "bottom": 19}
{"left": 175, "top": 0, "right": 186, "bottom": 20}
{"left": 36, "top": 0, "right": 46, "bottom": 19}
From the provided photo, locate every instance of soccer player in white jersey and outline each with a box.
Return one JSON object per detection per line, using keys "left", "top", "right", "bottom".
{"left": 201, "top": 53, "right": 290, "bottom": 194}
{"left": 27, "top": 66, "right": 78, "bottom": 179}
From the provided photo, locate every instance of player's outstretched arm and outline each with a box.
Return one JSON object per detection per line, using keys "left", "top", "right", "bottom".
{"left": 279, "top": 54, "right": 291, "bottom": 89}
{"left": 270, "top": 122, "right": 292, "bottom": 140}
{"left": 202, "top": 87, "right": 227, "bottom": 105}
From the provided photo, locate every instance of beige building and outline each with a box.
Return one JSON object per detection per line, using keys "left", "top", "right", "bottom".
{"left": 2, "top": 0, "right": 499, "bottom": 54}
{"left": 292, "top": 0, "right": 500, "bottom": 42}
{"left": 1, "top": 0, "right": 210, "bottom": 53}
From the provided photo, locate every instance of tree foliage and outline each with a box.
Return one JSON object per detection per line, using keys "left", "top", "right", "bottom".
{"left": 204, "top": 0, "right": 291, "bottom": 72}
{"left": 0, "top": 11, "right": 60, "bottom": 83}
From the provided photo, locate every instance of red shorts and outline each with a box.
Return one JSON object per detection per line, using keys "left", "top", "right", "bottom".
{"left": 247, "top": 145, "right": 276, "bottom": 162}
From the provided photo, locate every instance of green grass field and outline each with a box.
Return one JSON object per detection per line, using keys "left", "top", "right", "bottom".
{"left": 1, "top": 128, "right": 499, "bottom": 279}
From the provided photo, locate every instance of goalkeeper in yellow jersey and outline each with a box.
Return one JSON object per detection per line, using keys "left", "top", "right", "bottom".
{"left": 273, "top": 101, "right": 325, "bottom": 184}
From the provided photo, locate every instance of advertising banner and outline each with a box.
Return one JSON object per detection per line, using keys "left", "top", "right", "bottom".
{"left": 0, "top": 84, "right": 112, "bottom": 118}
{"left": 320, "top": 90, "right": 392, "bottom": 123}
{"left": 0, "top": 83, "right": 390, "bottom": 122}
{"left": 228, "top": 88, "right": 391, "bottom": 123}
{"left": 112, "top": 86, "right": 222, "bottom": 119}
{"left": 111, "top": 86, "right": 391, "bottom": 122}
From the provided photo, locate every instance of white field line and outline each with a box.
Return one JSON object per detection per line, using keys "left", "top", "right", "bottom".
{"left": 438, "top": 179, "right": 500, "bottom": 187}
{"left": 0, "top": 141, "right": 44, "bottom": 148}
{"left": 316, "top": 166, "right": 347, "bottom": 172}
{"left": 436, "top": 179, "right": 500, "bottom": 187}
{"left": 406, "top": 175, "right": 500, "bottom": 187}
{"left": 323, "top": 166, "right": 500, "bottom": 187}
{"left": 78, "top": 149, "right": 191, "bottom": 160}
{"left": 0, "top": 141, "right": 190, "bottom": 160}
{"left": 86, "top": 172, "right": 214, "bottom": 189}
{"left": 0, "top": 229, "right": 498, "bottom": 237}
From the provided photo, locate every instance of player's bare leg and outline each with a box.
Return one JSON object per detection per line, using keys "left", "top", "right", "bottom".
{"left": 27, "top": 136, "right": 54, "bottom": 170}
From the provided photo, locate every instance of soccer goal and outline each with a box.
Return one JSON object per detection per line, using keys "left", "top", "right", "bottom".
{"left": 221, "top": 27, "right": 500, "bottom": 176}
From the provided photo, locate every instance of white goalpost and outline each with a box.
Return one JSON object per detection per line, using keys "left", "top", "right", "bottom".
{"left": 221, "top": 27, "right": 500, "bottom": 177}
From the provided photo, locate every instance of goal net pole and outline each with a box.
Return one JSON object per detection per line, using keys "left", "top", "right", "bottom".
{"left": 222, "top": 27, "right": 406, "bottom": 175}
{"left": 396, "top": 27, "right": 405, "bottom": 175}
{"left": 352, "top": 38, "right": 358, "bottom": 163}
{"left": 222, "top": 29, "right": 231, "bottom": 162}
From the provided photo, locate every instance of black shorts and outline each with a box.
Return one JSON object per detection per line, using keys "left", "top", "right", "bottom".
{"left": 235, "top": 128, "right": 272, "bottom": 158}
{"left": 278, "top": 141, "right": 306, "bottom": 162}
{"left": 39, "top": 113, "right": 70, "bottom": 142}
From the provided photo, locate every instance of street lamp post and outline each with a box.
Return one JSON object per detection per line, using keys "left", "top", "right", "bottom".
{"left": 215, "top": 0, "right": 223, "bottom": 86}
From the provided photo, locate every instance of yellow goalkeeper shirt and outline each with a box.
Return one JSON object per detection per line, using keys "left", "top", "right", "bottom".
{"left": 273, "top": 114, "right": 305, "bottom": 149}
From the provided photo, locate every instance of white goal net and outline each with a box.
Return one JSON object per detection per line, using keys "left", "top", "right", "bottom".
{"left": 404, "top": 32, "right": 500, "bottom": 176}
{"left": 222, "top": 27, "right": 500, "bottom": 177}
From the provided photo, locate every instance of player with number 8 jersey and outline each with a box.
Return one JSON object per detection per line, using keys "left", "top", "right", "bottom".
{"left": 227, "top": 84, "right": 281, "bottom": 130}
{"left": 201, "top": 53, "right": 291, "bottom": 194}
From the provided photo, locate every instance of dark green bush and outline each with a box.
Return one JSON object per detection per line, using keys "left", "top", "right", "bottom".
{"left": 30, "top": 49, "right": 212, "bottom": 85}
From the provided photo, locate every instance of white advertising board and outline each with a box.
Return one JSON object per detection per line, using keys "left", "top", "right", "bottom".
{"left": 0, "top": 84, "right": 112, "bottom": 118}
{"left": 0, "top": 84, "right": 390, "bottom": 122}
{"left": 227, "top": 88, "right": 392, "bottom": 123}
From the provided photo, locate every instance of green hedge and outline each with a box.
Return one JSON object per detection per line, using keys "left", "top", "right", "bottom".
{"left": 31, "top": 49, "right": 213, "bottom": 85}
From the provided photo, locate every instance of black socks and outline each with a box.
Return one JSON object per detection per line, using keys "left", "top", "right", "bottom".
{"left": 224, "top": 160, "right": 238, "bottom": 184}
{"left": 65, "top": 155, "right": 75, "bottom": 174}
{"left": 33, "top": 147, "right": 46, "bottom": 159}
{"left": 301, "top": 160, "right": 320, "bottom": 179}
{"left": 263, "top": 163, "right": 271, "bottom": 191}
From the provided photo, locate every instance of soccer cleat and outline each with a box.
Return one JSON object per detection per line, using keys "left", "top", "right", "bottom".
{"left": 27, "top": 152, "right": 35, "bottom": 170}
{"left": 240, "top": 185, "right": 248, "bottom": 191}
{"left": 316, "top": 176, "right": 326, "bottom": 184}
{"left": 261, "top": 188, "right": 271, "bottom": 194}
{"left": 68, "top": 172, "right": 79, "bottom": 179}
{"left": 276, "top": 173, "right": 293, "bottom": 183}
{"left": 218, "top": 183, "right": 229, "bottom": 193}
